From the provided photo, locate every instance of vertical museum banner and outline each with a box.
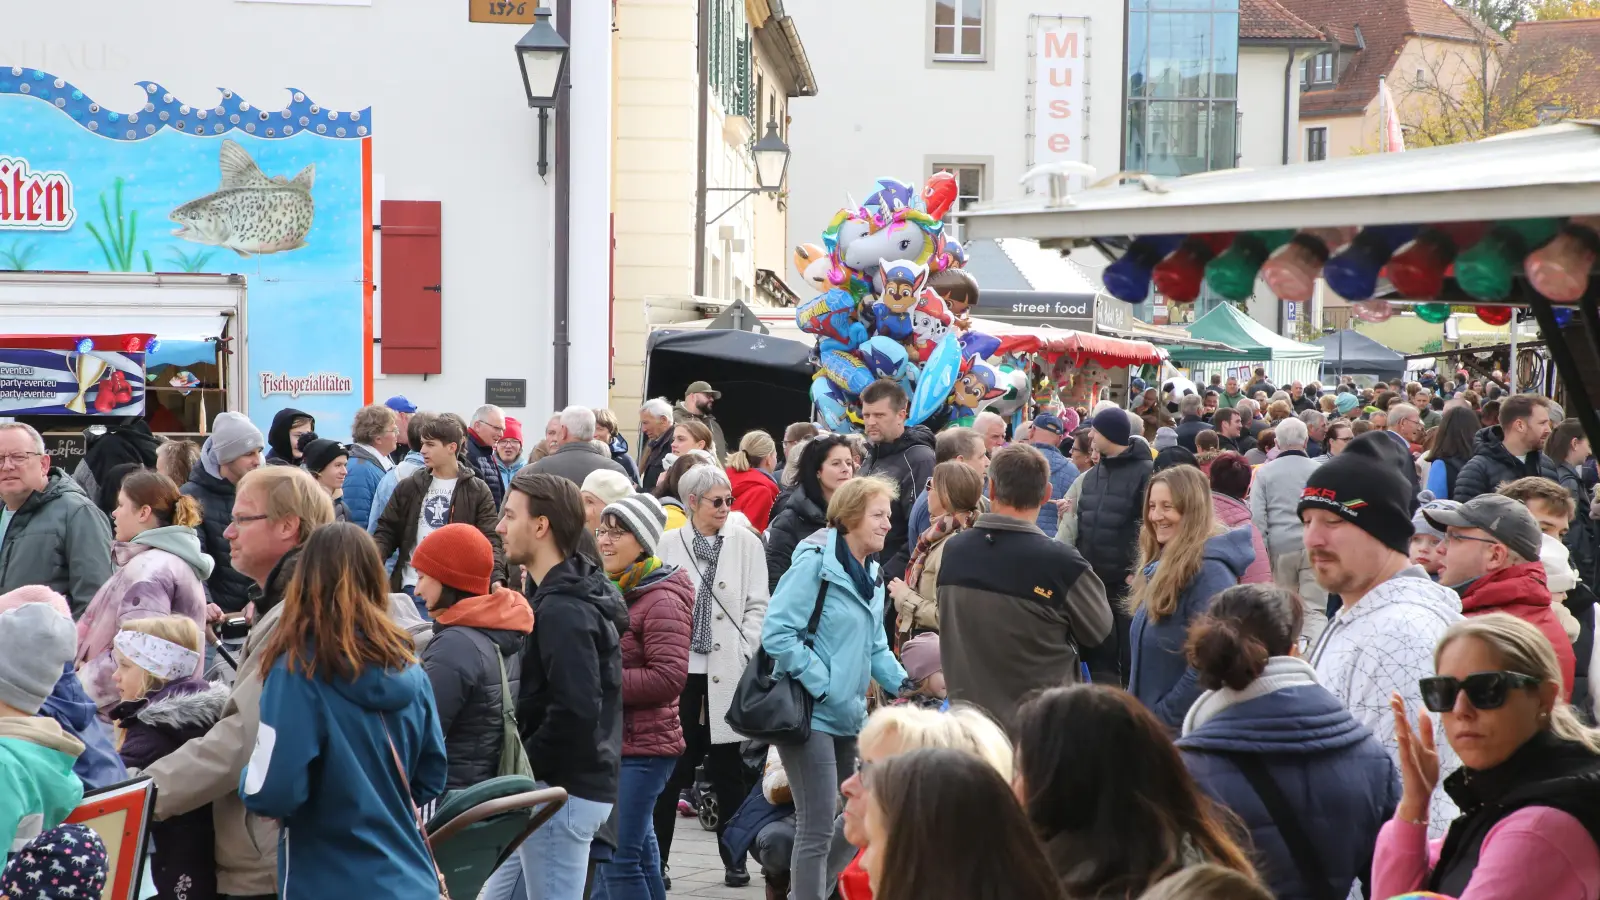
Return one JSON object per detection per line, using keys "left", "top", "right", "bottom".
{"left": 1031, "top": 18, "right": 1089, "bottom": 184}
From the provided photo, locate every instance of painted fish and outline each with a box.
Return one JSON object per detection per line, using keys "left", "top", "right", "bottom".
{"left": 171, "top": 139, "right": 314, "bottom": 256}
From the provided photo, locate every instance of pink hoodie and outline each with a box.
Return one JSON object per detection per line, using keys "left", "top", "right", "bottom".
{"left": 1212, "top": 493, "right": 1272, "bottom": 585}
{"left": 1373, "top": 813, "right": 1600, "bottom": 898}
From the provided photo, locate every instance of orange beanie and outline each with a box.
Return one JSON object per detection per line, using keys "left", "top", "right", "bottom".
{"left": 412, "top": 523, "right": 493, "bottom": 595}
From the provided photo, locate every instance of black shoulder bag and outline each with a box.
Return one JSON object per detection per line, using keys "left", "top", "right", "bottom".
{"left": 725, "top": 578, "right": 828, "bottom": 744}
{"left": 1226, "top": 753, "right": 1338, "bottom": 900}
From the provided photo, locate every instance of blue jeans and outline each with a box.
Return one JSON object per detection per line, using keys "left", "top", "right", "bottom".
{"left": 592, "top": 756, "right": 677, "bottom": 900}
{"left": 479, "top": 791, "right": 613, "bottom": 900}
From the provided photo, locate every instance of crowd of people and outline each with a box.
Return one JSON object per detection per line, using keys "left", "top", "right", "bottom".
{"left": 3, "top": 364, "right": 1600, "bottom": 900}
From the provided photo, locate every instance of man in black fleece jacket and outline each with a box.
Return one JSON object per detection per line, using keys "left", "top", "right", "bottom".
{"left": 487, "top": 470, "right": 627, "bottom": 898}
{"left": 858, "top": 379, "right": 937, "bottom": 584}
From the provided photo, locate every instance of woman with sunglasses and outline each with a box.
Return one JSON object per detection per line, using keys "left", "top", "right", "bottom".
{"left": 1378, "top": 613, "right": 1600, "bottom": 898}
{"left": 656, "top": 464, "right": 771, "bottom": 887}
{"left": 1319, "top": 419, "right": 1354, "bottom": 460}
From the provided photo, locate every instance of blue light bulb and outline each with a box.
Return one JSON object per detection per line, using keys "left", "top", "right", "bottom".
{"left": 75, "top": 338, "right": 94, "bottom": 353}
{"left": 1553, "top": 308, "right": 1575, "bottom": 328}
{"left": 1103, "top": 235, "right": 1184, "bottom": 304}
{"left": 144, "top": 338, "right": 161, "bottom": 355}
{"left": 1323, "top": 225, "right": 1419, "bottom": 302}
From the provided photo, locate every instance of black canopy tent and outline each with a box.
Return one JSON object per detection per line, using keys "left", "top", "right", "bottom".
{"left": 643, "top": 328, "right": 815, "bottom": 455}
{"left": 1310, "top": 329, "right": 1407, "bottom": 381}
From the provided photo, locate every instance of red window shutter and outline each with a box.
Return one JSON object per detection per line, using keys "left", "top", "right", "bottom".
{"left": 380, "top": 200, "right": 443, "bottom": 375}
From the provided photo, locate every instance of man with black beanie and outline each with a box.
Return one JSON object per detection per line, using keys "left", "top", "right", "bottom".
{"left": 1300, "top": 431, "right": 1463, "bottom": 838}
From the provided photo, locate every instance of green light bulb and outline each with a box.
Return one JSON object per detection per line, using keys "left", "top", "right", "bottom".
{"left": 1455, "top": 218, "right": 1563, "bottom": 301}
{"left": 1416, "top": 303, "right": 1451, "bottom": 324}
{"left": 1205, "top": 230, "right": 1293, "bottom": 302}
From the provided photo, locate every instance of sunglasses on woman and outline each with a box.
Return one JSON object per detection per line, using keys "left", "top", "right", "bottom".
{"left": 700, "top": 496, "right": 732, "bottom": 509}
{"left": 1419, "top": 671, "right": 1542, "bottom": 712}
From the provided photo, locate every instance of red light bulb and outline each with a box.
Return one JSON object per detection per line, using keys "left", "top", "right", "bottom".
{"left": 1152, "top": 234, "right": 1233, "bottom": 304}
{"left": 1475, "top": 306, "right": 1513, "bottom": 326}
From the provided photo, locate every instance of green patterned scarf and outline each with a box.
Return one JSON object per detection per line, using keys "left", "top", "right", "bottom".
{"left": 610, "top": 556, "right": 663, "bottom": 594}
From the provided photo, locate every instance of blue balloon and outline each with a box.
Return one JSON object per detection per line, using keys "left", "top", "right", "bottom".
{"left": 958, "top": 331, "right": 1001, "bottom": 361}
{"left": 811, "top": 379, "right": 853, "bottom": 433}
{"left": 859, "top": 335, "right": 909, "bottom": 380}
{"left": 908, "top": 334, "right": 963, "bottom": 426}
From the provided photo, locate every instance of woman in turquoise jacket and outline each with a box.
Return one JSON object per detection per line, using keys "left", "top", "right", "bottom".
{"left": 241, "top": 523, "right": 448, "bottom": 899}
{"left": 762, "top": 475, "right": 909, "bottom": 900}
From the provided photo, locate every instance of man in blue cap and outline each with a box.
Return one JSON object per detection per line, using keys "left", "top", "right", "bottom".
{"left": 1029, "top": 413, "right": 1078, "bottom": 538}
{"left": 385, "top": 395, "right": 417, "bottom": 464}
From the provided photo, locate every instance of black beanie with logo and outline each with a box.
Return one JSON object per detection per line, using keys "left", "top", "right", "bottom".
{"left": 1296, "top": 432, "right": 1416, "bottom": 555}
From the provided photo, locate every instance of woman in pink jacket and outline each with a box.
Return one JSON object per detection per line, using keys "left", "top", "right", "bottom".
{"left": 76, "top": 470, "right": 212, "bottom": 714}
{"left": 1379, "top": 613, "right": 1600, "bottom": 899}
{"left": 1206, "top": 453, "right": 1271, "bottom": 585}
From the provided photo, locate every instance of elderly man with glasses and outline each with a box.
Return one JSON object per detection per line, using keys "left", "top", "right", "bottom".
{"left": 0, "top": 422, "right": 113, "bottom": 615}
{"left": 466, "top": 403, "right": 508, "bottom": 508}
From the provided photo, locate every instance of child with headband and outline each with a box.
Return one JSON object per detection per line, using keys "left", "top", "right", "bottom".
{"left": 110, "top": 616, "right": 226, "bottom": 900}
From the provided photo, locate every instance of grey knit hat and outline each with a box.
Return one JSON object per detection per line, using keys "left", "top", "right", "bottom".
{"left": 208, "top": 411, "right": 266, "bottom": 464}
{"left": 604, "top": 493, "right": 668, "bottom": 557}
{"left": 0, "top": 603, "right": 77, "bottom": 715}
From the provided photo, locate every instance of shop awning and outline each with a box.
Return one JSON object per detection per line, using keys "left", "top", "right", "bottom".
{"left": 957, "top": 122, "right": 1600, "bottom": 244}
{"left": 1099, "top": 316, "right": 1241, "bottom": 354}
{"left": 967, "top": 316, "right": 1166, "bottom": 367}
{"left": 1170, "top": 303, "right": 1323, "bottom": 363}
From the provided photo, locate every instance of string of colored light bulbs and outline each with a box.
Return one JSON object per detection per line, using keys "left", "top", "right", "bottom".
{"left": 1100, "top": 217, "right": 1600, "bottom": 327}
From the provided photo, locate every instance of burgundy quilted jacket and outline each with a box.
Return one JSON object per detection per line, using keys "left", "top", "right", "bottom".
{"left": 621, "top": 565, "right": 695, "bottom": 757}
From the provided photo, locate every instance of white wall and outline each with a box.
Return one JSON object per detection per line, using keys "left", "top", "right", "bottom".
{"left": 1238, "top": 45, "right": 1317, "bottom": 169}
{"left": 783, "top": 0, "right": 1125, "bottom": 274}
{"left": 4, "top": 0, "right": 574, "bottom": 431}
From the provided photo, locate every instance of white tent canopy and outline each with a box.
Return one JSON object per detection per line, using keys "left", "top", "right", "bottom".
{"left": 958, "top": 122, "right": 1600, "bottom": 245}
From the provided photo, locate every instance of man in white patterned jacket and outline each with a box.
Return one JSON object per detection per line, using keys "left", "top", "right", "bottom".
{"left": 1300, "top": 432, "right": 1464, "bottom": 838}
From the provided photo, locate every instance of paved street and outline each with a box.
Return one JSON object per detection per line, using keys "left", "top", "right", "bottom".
{"left": 668, "top": 819, "right": 762, "bottom": 899}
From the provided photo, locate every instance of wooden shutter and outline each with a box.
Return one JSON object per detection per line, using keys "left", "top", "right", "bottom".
{"left": 379, "top": 200, "right": 442, "bottom": 375}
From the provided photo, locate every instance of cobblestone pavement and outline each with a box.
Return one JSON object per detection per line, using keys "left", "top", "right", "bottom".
{"left": 665, "top": 817, "right": 762, "bottom": 899}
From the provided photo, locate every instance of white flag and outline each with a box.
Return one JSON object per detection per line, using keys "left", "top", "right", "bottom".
{"left": 1380, "top": 79, "right": 1406, "bottom": 153}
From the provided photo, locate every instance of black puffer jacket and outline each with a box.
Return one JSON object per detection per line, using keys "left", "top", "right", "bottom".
{"left": 1073, "top": 436, "right": 1155, "bottom": 597}
{"left": 862, "top": 425, "right": 937, "bottom": 582}
{"left": 765, "top": 484, "right": 828, "bottom": 593}
{"left": 181, "top": 462, "right": 252, "bottom": 612}
{"left": 421, "top": 594, "right": 529, "bottom": 791}
{"left": 1453, "top": 426, "right": 1549, "bottom": 502}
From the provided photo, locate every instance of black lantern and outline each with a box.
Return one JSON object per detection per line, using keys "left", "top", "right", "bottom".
{"left": 516, "top": 7, "right": 569, "bottom": 109}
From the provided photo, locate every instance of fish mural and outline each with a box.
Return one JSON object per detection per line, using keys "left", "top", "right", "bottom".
{"left": 170, "top": 140, "right": 315, "bottom": 257}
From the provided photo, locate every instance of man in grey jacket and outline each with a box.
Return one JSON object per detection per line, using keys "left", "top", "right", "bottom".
{"left": 0, "top": 423, "right": 113, "bottom": 617}
{"left": 527, "top": 405, "right": 628, "bottom": 487}
{"left": 1249, "top": 416, "right": 1328, "bottom": 642}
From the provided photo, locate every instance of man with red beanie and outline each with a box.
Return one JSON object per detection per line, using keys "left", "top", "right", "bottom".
{"left": 414, "top": 523, "right": 535, "bottom": 790}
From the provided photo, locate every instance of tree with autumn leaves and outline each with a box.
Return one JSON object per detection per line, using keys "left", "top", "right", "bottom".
{"left": 1399, "top": 0, "right": 1599, "bottom": 147}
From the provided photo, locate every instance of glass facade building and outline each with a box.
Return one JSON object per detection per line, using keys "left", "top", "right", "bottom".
{"left": 1125, "top": 0, "right": 1241, "bottom": 176}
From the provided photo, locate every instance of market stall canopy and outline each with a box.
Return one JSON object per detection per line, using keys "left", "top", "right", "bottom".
{"left": 956, "top": 122, "right": 1600, "bottom": 245}
{"left": 966, "top": 316, "right": 1166, "bottom": 368}
{"left": 644, "top": 328, "right": 815, "bottom": 450}
{"left": 1172, "top": 303, "right": 1323, "bottom": 364}
{"left": 0, "top": 273, "right": 237, "bottom": 342}
{"left": 1312, "top": 329, "right": 1407, "bottom": 380}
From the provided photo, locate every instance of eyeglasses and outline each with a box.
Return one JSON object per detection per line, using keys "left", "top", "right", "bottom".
{"left": 0, "top": 451, "right": 42, "bottom": 469}
{"left": 595, "top": 526, "right": 631, "bottom": 541}
{"left": 476, "top": 420, "right": 506, "bottom": 436}
{"left": 700, "top": 496, "right": 732, "bottom": 509}
{"left": 232, "top": 513, "right": 270, "bottom": 526}
{"left": 1419, "top": 671, "right": 1542, "bottom": 712}
{"left": 1441, "top": 532, "right": 1500, "bottom": 547}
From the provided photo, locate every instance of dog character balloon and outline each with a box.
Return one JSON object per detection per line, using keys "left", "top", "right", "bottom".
{"left": 908, "top": 288, "right": 954, "bottom": 362}
{"left": 950, "top": 356, "right": 1007, "bottom": 421}
{"left": 873, "top": 259, "right": 928, "bottom": 343}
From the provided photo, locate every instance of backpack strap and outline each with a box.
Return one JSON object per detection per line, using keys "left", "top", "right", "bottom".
{"left": 1223, "top": 752, "right": 1337, "bottom": 900}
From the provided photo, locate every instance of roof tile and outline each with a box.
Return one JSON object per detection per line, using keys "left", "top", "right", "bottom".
{"left": 1281, "top": 0, "right": 1493, "bottom": 116}
{"left": 1240, "top": 0, "right": 1324, "bottom": 41}
{"left": 1505, "top": 19, "right": 1600, "bottom": 113}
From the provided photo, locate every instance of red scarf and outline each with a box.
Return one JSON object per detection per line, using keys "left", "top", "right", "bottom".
{"left": 905, "top": 510, "right": 976, "bottom": 591}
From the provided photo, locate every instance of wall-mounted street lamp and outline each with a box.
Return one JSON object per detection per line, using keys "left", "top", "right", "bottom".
{"left": 516, "top": 6, "right": 570, "bottom": 177}
{"left": 705, "top": 119, "right": 791, "bottom": 225}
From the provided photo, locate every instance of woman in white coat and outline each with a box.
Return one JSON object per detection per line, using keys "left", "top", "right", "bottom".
{"left": 656, "top": 463, "right": 770, "bottom": 887}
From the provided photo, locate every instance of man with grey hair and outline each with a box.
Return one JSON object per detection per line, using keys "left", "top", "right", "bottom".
{"left": 1248, "top": 415, "right": 1329, "bottom": 642}
{"left": 1174, "top": 392, "right": 1213, "bottom": 453}
{"left": 465, "top": 403, "right": 508, "bottom": 508}
{"left": 1237, "top": 397, "right": 1268, "bottom": 441}
{"left": 1299, "top": 408, "right": 1327, "bottom": 457}
{"left": 528, "top": 405, "right": 629, "bottom": 488}
{"left": 638, "top": 397, "right": 676, "bottom": 491}
{"left": 973, "top": 410, "right": 1008, "bottom": 454}
{"left": 0, "top": 422, "right": 113, "bottom": 615}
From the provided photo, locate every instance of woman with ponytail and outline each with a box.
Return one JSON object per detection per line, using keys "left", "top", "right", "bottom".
{"left": 726, "top": 430, "right": 781, "bottom": 531}
{"left": 1176, "top": 585, "right": 1397, "bottom": 900}
{"left": 76, "top": 469, "right": 215, "bottom": 713}
{"left": 1378, "top": 613, "right": 1600, "bottom": 898}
